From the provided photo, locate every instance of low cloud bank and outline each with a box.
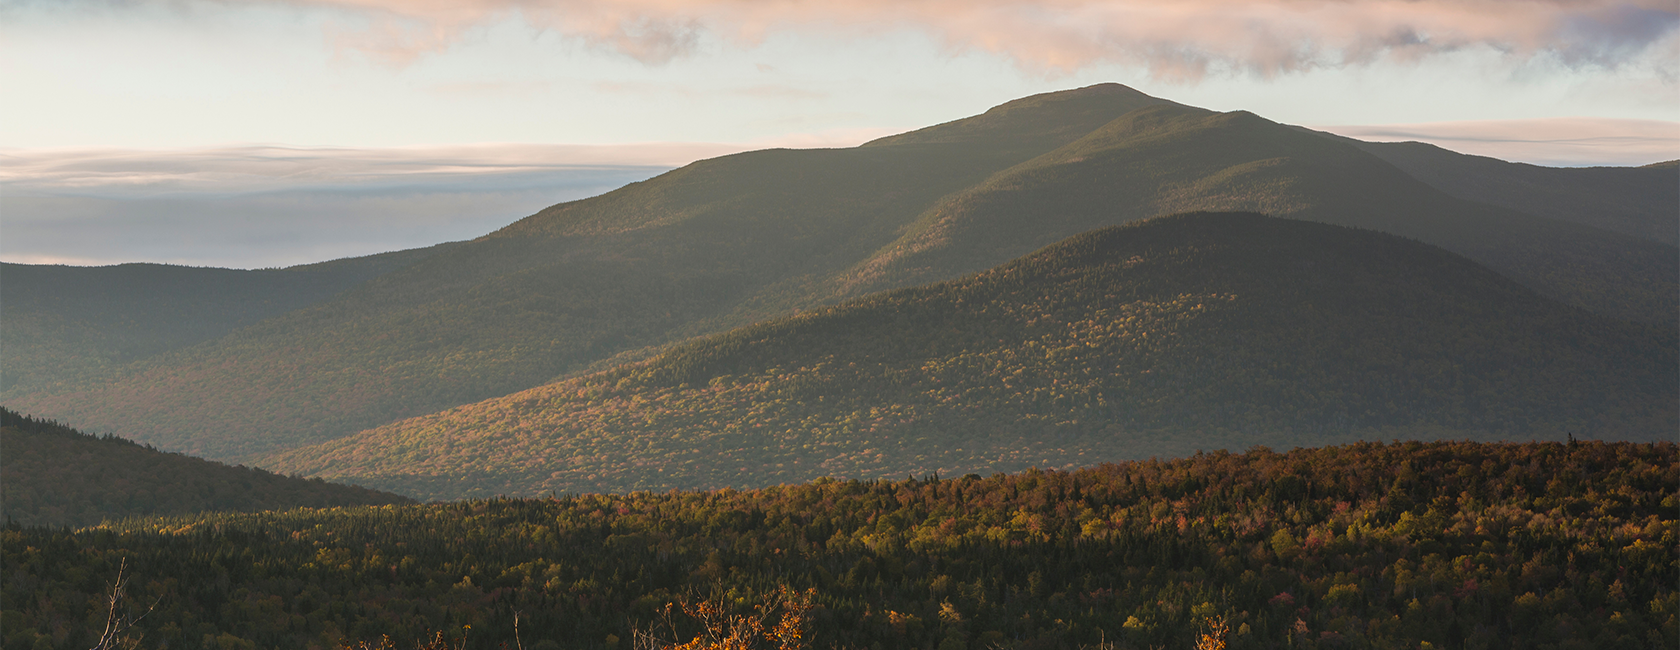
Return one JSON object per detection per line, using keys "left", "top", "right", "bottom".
{"left": 0, "top": 145, "right": 703, "bottom": 269}
{"left": 1318, "top": 117, "right": 1679, "bottom": 167}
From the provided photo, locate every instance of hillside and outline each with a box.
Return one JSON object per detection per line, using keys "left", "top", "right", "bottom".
{"left": 0, "top": 408, "right": 411, "bottom": 528}
{"left": 832, "top": 105, "right": 1677, "bottom": 325}
{"left": 264, "top": 213, "right": 1677, "bottom": 500}
{"left": 0, "top": 243, "right": 451, "bottom": 395}
{"left": 1326, "top": 135, "right": 1679, "bottom": 245}
{"left": 8, "top": 441, "right": 1675, "bottom": 649}
{"left": 6, "top": 84, "right": 1674, "bottom": 463}
{"left": 2, "top": 87, "right": 1178, "bottom": 461}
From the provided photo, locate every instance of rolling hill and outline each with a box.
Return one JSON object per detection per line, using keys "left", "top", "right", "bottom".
{"left": 5, "top": 84, "right": 1674, "bottom": 464}
{"left": 0, "top": 408, "right": 411, "bottom": 527}
{"left": 262, "top": 213, "right": 1677, "bottom": 500}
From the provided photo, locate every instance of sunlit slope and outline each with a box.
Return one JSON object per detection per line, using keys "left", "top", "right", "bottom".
{"left": 4, "top": 86, "right": 1168, "bottom": 461}
{"left": 0, "top": 244, "right": 449, "bottom": 395}
{"left": 0, "top": 408, "right": 410, "bottom": 528}
{"left": 263, "top": 213, "right": 1677, "bottom": 500}
{"left": 836, "top": 105, "right": 1677, "bottom": 325}
{"left": 1330, "top": 136, "right": 1680, "bottom": 245}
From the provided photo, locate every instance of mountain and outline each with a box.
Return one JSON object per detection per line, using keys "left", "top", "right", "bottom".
{"left": 0, "top": 408, "right": 411, "bottom": 527}
{"left": 830, "top": 105, "right": 1676, "bottom": 325}
{"left": 262, "top": 213, "right": 1677, "bottom": 500}
{"left": 0, "top": 244, "right": 452, "bottom": 395}
{"left": 1323, "top": 135, "right": 1679, "bottom": 245}
{"left": 5, "top": 84, "right": 1674, "bottom": 463}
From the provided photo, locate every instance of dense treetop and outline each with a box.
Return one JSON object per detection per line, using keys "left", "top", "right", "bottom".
{"left": 5, "top": 440, "right": 1674, "bottom": 649}
{"left": 264, "top": 213, "right": 1675, "bottom": 500}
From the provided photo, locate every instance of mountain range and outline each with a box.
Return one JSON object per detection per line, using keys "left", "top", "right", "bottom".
{"left": 259, "top": 212, "right": 1677, "bottom": 499}
{"left": 3, "top": 83, "right": 1674, "bottom": 500}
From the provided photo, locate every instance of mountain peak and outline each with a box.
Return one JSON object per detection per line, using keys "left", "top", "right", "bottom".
{"left": 862, "top": 82, "right": 1178, "bottom": 149}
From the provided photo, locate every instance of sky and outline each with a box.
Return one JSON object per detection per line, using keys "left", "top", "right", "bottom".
{"left": 2, "top": 0, "right": 1676, "bottom": 268}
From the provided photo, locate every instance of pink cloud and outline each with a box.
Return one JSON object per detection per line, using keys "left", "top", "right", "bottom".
{"left": 269, "top": 0, "right": 1678, "bottom": 76}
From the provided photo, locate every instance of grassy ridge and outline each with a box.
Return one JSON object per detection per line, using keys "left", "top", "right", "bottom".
{"left": 264, "top": 214, "right": 1676, "bottom": 500}
{"left": 0, "top": 408, "right": 410, "bottom": 528}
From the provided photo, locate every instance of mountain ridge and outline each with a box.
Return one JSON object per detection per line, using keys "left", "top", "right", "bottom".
{"left": 1317, "top": 133, "right": 1679, "bottom": 245}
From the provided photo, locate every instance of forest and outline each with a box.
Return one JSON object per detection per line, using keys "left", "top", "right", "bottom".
{"left": 0, "top": 408, "right": 410, "bottom": 528}
{"left": 4, "top": 440, "right": 1673, "bottom": 649}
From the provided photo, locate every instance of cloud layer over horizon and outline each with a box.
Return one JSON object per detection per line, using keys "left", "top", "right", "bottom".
{"left": 0, "top": 145, "right": 684, "bottom": 269}
{"left": 191, "top": 0, "right": 1680, "bottom": 79}
{"left": 1317, "top": 117, "right": 1679, "bottom": 167}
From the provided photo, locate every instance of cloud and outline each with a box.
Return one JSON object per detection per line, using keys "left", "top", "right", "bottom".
{"left": 196, "top": 0, "right": 1680, "bottom": 78}
{"left": 0, "top": 145, "right": 688, "bottom": 268}
{"left": 1317, "top": 117, "right": 1680, "bottom": 167}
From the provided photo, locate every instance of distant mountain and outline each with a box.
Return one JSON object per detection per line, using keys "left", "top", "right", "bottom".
{"left": 6, "top": 84, "right": 1675, "bottom": 463}
{"left": 1324, "top": 135, "right": 1679, "bottom": 245}
{"left": 0, "top": 408, "right": 411, "bottom": 527}
{"left": 0, "top": 244, "right": 452, "bottom": 395}
{"left": 262, "top": 213, "right": 1677, "bottom": 500}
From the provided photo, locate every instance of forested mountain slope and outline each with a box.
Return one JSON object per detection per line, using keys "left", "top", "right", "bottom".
{"left": 833, "top": 105, "right": 1676, "bottom": 325}
{"left": 1325, "top": 135, "right": 1679, "bottom": 245}
{"left": 9, "top": 441, "right": 1674, "bottom": 649}
{"left": 265, "top": 213, "right": 1677, "bottom": 500}
{"left": 0, "top": 408, "right": 411, "bottom": 527}
{"left": 6, "top": 84, "right": 1673, "bottom": 465}
{"left": 3, "top": 86, "right": 1178, "bottom": 461}
{"left": 0, "top": 243, "right": 451, "bottom": 395}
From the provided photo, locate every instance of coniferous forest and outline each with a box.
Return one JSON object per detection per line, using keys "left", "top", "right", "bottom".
{"left": 4, "top": 440, "right": 1674, "bottom": 649}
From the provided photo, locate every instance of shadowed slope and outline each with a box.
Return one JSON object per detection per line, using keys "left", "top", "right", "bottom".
{"left": 263, "top": 214, "right": 1676, "bottom": 500}
{"left": 0, "top": 244, "right": 451, "bottom": 395}
{"left": 1329, "top": 136, "right": 1679, "bottom": 245}
{"left": 0, "top": 408, "right": 411, "bottom": 527}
